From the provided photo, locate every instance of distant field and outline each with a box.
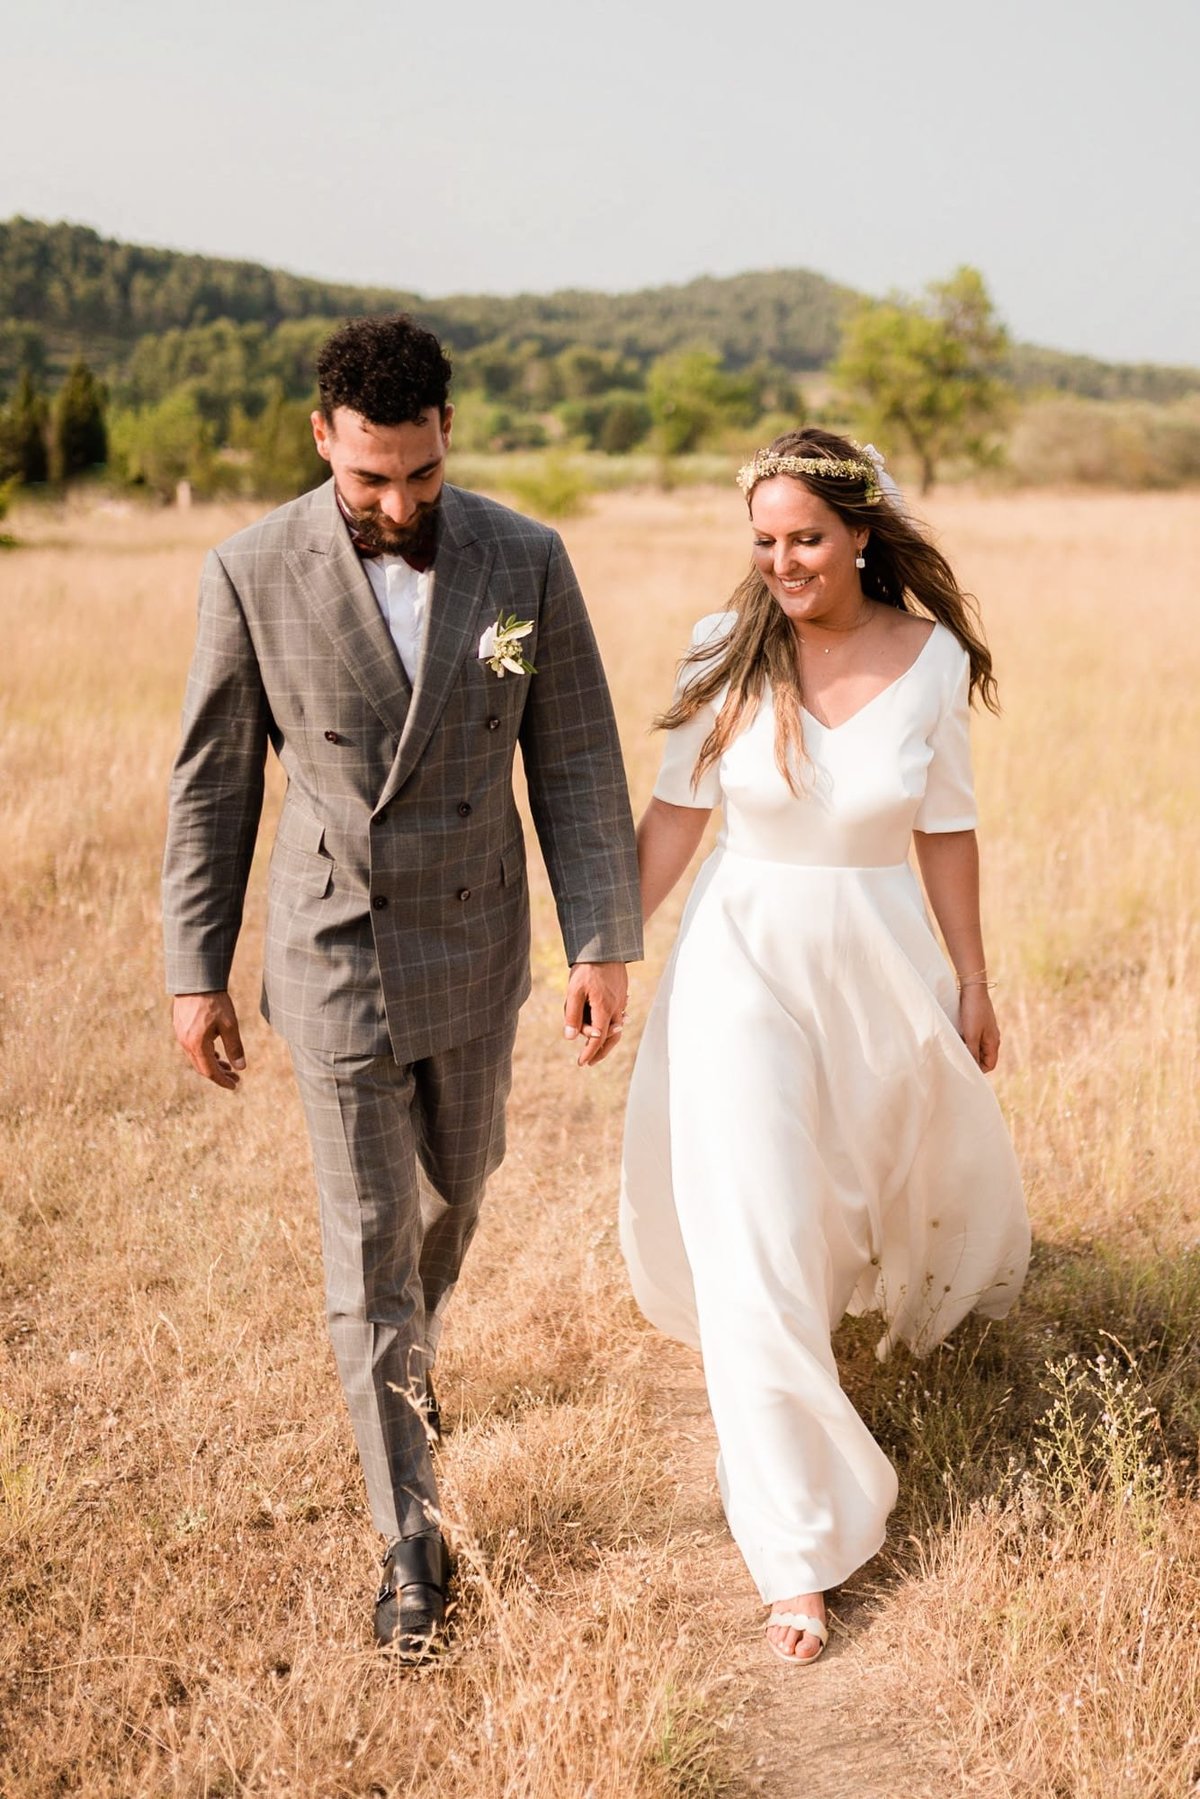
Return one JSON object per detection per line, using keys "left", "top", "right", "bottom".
{"left": 2, "top": 486, "right": 1199, "bottom": 1796}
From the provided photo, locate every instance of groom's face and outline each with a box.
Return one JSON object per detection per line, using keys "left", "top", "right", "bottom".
{"left": 312, "top": 404, "right": 454, "bottom": 554}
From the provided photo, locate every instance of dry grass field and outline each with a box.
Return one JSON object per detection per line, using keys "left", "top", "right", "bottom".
{"left": 2, "top": 481, "right": 1199, "bottom": 1797}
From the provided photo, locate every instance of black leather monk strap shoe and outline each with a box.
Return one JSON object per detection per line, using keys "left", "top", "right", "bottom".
{"left": 373, "top": 1532, "right": 451, "bottom": 1660}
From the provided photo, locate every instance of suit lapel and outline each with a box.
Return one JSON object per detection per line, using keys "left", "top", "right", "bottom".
{"left": 379, "top": 486, "right": 494, "bottom": 808}
{"left": 284, "top": 481, "right": 413, "bottom": 741}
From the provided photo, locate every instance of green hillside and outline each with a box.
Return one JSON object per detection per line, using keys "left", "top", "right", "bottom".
{"left": 5, "top": 216, "right": 1197, "bottom": 405}
{"left": 0, "top": 217, "right": 418, "bottom": 369}
{"left": 0, "top": 218, "right": 853, "bottom": 391}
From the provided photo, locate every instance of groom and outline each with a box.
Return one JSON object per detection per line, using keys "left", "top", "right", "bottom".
{"left": 162, "top": 314, "right": 642, "bottom": 1657}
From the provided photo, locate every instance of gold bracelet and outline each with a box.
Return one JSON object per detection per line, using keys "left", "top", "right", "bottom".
{"left": 957, "top": 969, "right": 996, "bottom": 989}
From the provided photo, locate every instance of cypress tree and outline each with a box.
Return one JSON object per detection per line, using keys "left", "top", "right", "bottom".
{"left": 51, "top": 357, "right": 107, "bottom": 481}
{"left": 1, "top": 369, "right": 50, "bottom": 483}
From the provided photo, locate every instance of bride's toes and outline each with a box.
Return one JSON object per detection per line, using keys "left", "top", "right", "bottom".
{"left": 765, "top": 1597, "right": 827, "bottom": 1666}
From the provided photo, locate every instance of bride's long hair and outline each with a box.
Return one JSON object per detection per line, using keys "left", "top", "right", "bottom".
{"left": 657, "top": 428, "right": 998, "bottom": 795}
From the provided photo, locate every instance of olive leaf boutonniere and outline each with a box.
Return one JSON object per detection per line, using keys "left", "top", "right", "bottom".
{"left": 478, "top": 614, "right": 536, "bottom": 678}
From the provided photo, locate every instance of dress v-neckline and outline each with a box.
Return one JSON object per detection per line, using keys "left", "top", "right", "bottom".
{"left": 801, "top": 626, "right": 938, "bottom": 734}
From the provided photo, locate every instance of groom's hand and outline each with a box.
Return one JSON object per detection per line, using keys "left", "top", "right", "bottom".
{"left": 563, "top": 962, "right": 628, "bottom": 1067}
{"left": 173, "top": 990, "right": 246, "bottom": 1091}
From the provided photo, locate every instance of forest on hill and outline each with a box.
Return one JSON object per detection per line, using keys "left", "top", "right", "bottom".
{"left": 5, "top": 217, "right": 1199, "bottom": 403}
{"left": 0, "top": 217, "right": 850, "bottom": 380}
{"left": 2, "top": 216, "right": 1199, "bottom": 501}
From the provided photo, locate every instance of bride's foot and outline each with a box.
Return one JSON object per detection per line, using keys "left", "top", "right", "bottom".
{"left": 765, "top": 1593, "right": 827, "bottom": 1665}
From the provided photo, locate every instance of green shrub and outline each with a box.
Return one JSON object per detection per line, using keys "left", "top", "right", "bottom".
{"left": 556, "top": 392, "right": 652, "bottom": 454}
{"left": 503, "top": 454, "right": 592, "bottom": 520}
{"left": 453, "top": 399, "right": 548, "bottom": 455}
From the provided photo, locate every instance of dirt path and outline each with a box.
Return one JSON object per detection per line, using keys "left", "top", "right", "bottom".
{"left": 651, "top": 1346, "right": 956, "bottom": 1799}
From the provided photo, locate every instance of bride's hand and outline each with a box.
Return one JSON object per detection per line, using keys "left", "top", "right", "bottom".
{"left": 958, "top": 984, "right": 1001, "bottom": 1073}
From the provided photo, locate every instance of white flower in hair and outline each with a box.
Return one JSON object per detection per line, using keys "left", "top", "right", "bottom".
{"left": 859, "top": 442, "right": 906, "bottom": 511}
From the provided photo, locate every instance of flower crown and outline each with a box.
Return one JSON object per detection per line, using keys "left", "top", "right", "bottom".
{"left": 736, "top": 441, "right": 884, "bottom": 505}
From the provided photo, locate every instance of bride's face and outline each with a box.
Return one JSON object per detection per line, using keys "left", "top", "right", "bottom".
{"left": 749, "top": 479, "right": 867, "bottom": 627}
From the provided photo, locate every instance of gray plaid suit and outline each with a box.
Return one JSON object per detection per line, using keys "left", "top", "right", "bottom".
{"left": 163, "top": 478, "right": 642, "bottom": 1538}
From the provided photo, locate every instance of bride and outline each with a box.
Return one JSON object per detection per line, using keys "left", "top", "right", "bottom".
{"left": 620, "top": 429, "right": 1029, "bottom": 1665}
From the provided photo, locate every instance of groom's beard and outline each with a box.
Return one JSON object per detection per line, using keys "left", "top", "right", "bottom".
{"left": 338, "top": 491, "right": 441, "bottom": 561}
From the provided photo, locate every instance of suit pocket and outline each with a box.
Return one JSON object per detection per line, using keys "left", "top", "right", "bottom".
{"left": 499, "top": 842, "right": 526, "bottom": 888}
{"left": 270, "top": 806, "right": 334, "bottom": 898}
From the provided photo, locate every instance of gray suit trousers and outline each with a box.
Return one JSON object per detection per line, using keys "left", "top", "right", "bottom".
{"left": 290, "top": 1018, "right": 517, "bottom": 1540}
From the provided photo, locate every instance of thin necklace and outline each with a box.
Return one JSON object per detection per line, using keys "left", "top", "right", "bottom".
{"left": 796, "top": 607, "right": 873, "bottom": 655}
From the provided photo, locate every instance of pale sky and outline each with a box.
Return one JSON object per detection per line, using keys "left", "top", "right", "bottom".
{"left": 4, "top": 0, "right": 1196, "bottom": 367}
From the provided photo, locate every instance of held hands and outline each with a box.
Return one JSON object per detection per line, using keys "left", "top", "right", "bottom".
{"left": 958, "top": 983, "right": 1001, "bottom": 1073}
{"left": 173, "top": 991, "right": 246, "bottom": 1091}
{"left": 563, "top": 961, "right": 629, "bottom": 1067}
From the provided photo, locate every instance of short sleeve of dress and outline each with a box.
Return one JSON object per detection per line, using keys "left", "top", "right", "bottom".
{"left": 651, "top": 612, "right": 732, "bottom": 811}
{"left": 914, "top": 641, "right": 979, "bottom": 833}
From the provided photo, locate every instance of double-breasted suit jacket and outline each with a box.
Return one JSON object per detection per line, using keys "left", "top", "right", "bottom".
{"left": 162, "top": 479, "right": 643, "bottom": 1053}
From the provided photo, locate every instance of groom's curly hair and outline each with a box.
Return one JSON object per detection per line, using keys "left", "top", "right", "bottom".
{"left": 317, "top": 314, "right": 453, "bottom": 425}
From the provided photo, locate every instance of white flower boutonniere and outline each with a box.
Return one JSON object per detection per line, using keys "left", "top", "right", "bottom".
{"left": 478, "top": 613, "right": 536, "bottom": 678}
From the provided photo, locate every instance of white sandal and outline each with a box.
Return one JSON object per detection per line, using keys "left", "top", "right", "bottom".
{"left": 765, "top": 1610, "right": 828, "bottom": 1666}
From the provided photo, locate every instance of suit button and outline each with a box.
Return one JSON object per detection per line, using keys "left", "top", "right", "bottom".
{"left": 372, "top": 894, "right": 388, "bottom": 910}
{"left": 457, "top": 888, "right": 471, "bottom": 902}
{"left": 324, "top": 730, "right": 340, "bottom": 743}
{"left": 458, "top": 802, "right": 472, "bottom": 817}
{"left": 486, "top": 716, "right": 501, "bottom": 731}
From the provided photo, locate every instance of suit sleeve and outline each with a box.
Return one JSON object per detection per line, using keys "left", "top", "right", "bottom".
{"left": 518, "top": 532, "right": 644, "bottom": 965}
{"left": 161, "top": 549, "right": 272, "bottom": 993}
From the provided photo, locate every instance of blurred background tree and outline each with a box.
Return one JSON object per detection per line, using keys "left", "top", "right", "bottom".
{"left": 834, "top": 266, "right": 1012, "bottom": 491}
{"left": 0, "top": 321, "right": 48, "bottom": 398}
{"left": 556, "top": 392, "right": 653, "bottom": 454}
{"left": 109, "top": 389, "right": 213, "bottom": 500}
{"left": 647, "top": 348, "right": 768, "bottom": 456}
{"left": 0, "top": 369, "right": 49, "bottom": 484}
{"left": 228, "top": 384, "right": 327, "bottom": 498}
{"left": 50, "top": 356, "right": 107, "bottom": 481}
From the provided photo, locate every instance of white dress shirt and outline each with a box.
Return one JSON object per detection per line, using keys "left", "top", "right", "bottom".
{"left": 362, "top": 555, "right": 434, "bottom": 686}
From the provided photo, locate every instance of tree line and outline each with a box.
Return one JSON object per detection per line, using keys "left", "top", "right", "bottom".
{"left": 0, "top": 359, "right": 106, "bottom": 485}
{"left": 3, "top": 216, "right": 1199, "bottom": 502}
{"left": 0, "top": 219, "right": 849, "bottom": 392}
{"left": 6, "top": 217, "right": 1198, "bottom": 403}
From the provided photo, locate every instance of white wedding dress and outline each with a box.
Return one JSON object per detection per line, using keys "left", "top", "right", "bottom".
{"left": 620, "top": 613, "right": 1029, "bottom": 1602}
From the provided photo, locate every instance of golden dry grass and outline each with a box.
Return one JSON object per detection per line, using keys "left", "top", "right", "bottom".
{"left": 1, "top": 483, "right": 1199, "bottom": 1796}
